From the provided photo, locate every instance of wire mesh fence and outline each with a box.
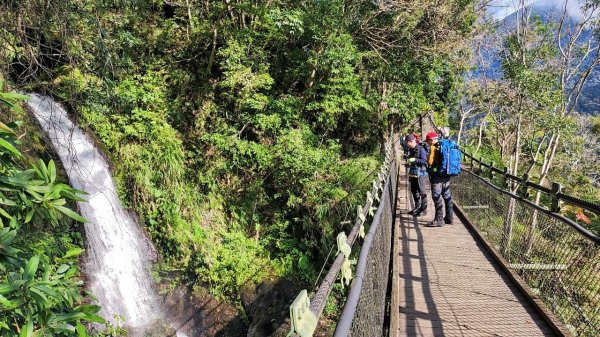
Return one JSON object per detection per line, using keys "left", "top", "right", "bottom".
{"left": 309, "top": 135, "right": 397, "bottom": 316}
{"left": 333, "top": 146, "right": 398, "bottom": 337}
{"left": 454, "top": 170, "right": 600, "bottom": 337}
{"left": 281, "top": 133, "right": 399, "bottom": 337}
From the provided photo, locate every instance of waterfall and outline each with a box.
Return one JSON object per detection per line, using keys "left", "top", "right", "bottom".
{"left": 28, "top": 94, "right": 162, "bottom": 330}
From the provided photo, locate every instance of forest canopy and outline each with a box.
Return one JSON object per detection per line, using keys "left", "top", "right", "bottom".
{"left": 0, "top": 0, "right": 477, "bottom": 302}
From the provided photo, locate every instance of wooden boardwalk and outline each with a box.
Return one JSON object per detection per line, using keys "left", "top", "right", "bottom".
{"left": 389, "top": 164, "right": 556, "bottom": 337}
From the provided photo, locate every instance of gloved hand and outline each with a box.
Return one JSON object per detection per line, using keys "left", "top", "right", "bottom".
{"left": 407, "top": 157, "right": 416, "bottom": 163}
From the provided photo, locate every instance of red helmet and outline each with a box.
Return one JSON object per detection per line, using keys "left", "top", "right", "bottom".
{"left": 425, "top": 132, "right": 438, "bottom": 141}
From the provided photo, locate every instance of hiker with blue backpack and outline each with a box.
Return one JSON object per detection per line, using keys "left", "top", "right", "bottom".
{"left": 425, "top": 131, "right": 462, "bottom": 227}
{"left": 404, "top": 134, "right": 429, "bottom": 217}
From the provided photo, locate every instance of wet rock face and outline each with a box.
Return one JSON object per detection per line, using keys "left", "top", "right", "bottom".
{"left": 128, "top": 319, "right": 177, "bottom": 337}
{"left": 160, "top": 283, "right": 246, "bottom": 337}
{"left": 148, "top": 277, "right": 302, "bottom": 337}
{"left": 241, "top": 279, "right": 304, "bottom": 337}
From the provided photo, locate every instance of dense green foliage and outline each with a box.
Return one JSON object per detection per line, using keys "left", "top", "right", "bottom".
{"left": 0, "top": 88, "right": 107, "bottom": 336}
{"left": 0, "top": 0, "right": 476, "bottom": 306}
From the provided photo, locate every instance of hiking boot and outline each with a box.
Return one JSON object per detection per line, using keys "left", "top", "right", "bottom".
{"left": 426, "top": 219, "right": 444, "bottom": 227}
{"left": 416, "top": 203, "right": 427, "bottom": 216}
{"left": 444, "top": 217, "right": 455, "bottom": 225}
{"left": 408, "top": 206, "right": 421, "bottom": 215}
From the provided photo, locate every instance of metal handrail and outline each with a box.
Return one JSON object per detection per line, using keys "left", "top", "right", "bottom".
{"left": 461, "top": 151, "right": 600, "bottom": 215}
{"left": 462, "top": 167, "right": 600, "bottom": 245}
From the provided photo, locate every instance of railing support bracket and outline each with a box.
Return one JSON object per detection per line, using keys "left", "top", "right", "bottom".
{"left": 337, "top": 232, "right": 356, "bottom": 287}
{"left": 287, "top": 290, "right": 317, "bottom": 337}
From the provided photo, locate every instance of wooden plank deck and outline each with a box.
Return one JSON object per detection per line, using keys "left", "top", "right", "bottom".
{"left": 389, "top": 163, "right": 556, "bottom": 337}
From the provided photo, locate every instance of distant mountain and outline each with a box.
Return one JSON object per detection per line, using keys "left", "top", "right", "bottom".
{"left": 478, "top": 1, "right": 600, "bottom": 115}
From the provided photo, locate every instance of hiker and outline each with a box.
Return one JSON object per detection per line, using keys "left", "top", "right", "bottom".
{"left": 425, "top": 132, "right": 454, "bottom": 227}
{"left": 404, "top": 134, "right": 428, "bottom": 217}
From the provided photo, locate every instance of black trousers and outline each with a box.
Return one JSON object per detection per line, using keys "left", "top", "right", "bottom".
{"left": 409, "top": 175, "right": 428, "bottom": 208}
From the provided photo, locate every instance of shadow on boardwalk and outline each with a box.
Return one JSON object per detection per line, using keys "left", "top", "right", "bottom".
{"left": 399, "top": 211, "right": 445, "bottom": 336}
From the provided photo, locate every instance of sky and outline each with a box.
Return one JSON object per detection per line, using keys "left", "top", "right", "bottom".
{"left": 486, "top": 0, "right": 586, "bottom": 21}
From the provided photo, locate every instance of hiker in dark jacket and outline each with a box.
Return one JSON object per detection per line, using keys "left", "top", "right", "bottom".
{"left": 404, "top": 134, "right": 428, "bottom": 217}
{"left": 425, "top": 132, "right": 454, "bottom": 227}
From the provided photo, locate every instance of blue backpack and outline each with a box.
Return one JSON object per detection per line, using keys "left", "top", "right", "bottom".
{"left": 437, "top": 139, "right": 461, "bottom": 176}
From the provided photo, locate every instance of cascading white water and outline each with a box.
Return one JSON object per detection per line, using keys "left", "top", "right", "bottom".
{"left": 28, "top": 94, "right": 161, "bottom": 329}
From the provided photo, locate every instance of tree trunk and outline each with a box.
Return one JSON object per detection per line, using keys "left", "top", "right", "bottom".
{"left": 206, "top": 25, "right": 218, "bottom": 74}
{"left": 306, "top": 46, "right": 323, "bottom": 89}
{"left": 185, "top": 0, "right": 194, "bottom": 37}
{"left": 501, "top": 114, "right": 523, "bottom": 256}
{"left": 475, "top": 113, "right": 487, "bottom": 154}
{"left": 525, "top": 132, "right": 560, "bottom": 254}
{"left": 502, "top": 198, "right": 517, "bottom": 256}
{"left": 457, "top": 113, "right": 466, "bottom": 145}
{"left": 457, "top": 106, "right": 473, "bottom": 146}
{"left": 224, "top": 0, "right": 235, "bottom": 22}
{"left": 525, "top": 190, "right": 543, "bottom": 255}
{"left": 512, "top": 114, "right": 522, "bottom": 181}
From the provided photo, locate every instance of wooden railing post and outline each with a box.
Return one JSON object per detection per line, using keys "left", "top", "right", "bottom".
{"left": 519, "top": 174, "right": 530, "bottom": 199}
{"left": 551, "top": 183, "right": 562, "bottom": 213}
